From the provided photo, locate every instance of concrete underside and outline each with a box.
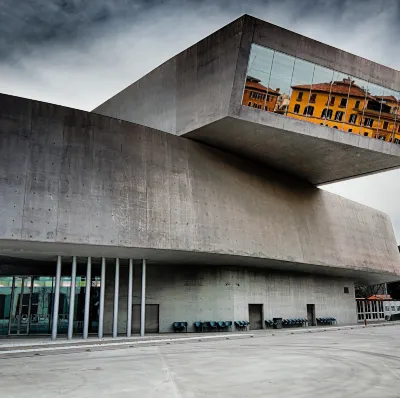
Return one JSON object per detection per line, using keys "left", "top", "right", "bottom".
{"left": 1, "top": 93, "right": 400, "bottom": 284}
{"left": 2, "top": 325, "right": 400, "bottom": 397}
{"left": 185, "top": 110, "right": 400, "bottom": 185}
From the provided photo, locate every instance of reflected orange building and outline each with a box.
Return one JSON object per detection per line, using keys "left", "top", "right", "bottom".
{"left": 287, "top": 78, "right": 400, "bottom": 143}
{"left": 242, "top": 76, "right": 280, "bottom": 112}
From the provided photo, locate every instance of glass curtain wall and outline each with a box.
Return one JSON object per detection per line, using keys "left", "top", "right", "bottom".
{"left": 0, "top": 273, "right": 101, "bottom": 336}
{"left": 242, "top": 44, "right": 400, "bottom": 144}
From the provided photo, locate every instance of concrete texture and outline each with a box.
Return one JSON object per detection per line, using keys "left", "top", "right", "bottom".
{"left": 93, "top": 14, "right": 400, "bottom": 185}
{"left": 1, "top": 93, "right": 399, "bottom": 283}
{"left": 101, "top": 264, "right": 357, "bottom": 334}
{"left": 1, "top": 325, "right": 400, "bottom": 397}
{"left": 185, "top": 113, "right": 400, "bottom": 185}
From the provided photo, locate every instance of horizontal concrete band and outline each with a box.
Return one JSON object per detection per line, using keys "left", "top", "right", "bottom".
{"left": 1, "top": 93, "right": 399, "bottom": 283}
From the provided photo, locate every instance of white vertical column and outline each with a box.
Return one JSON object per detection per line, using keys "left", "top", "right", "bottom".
{"left": 83, "top": 257, "right": 92, "bottom": 339}
{"left": 140, "top": 259, "right": 146, "bottom": 337}
{"left": 127, "top": 259, "right": 133, "bottom": 337}
{"left": 51, "top": 256, "right": 62, "bottom": 341}
{"left": 67, "top": 256, "right": 77, "bottom": 340}
{"left": 112, "top": 258, "right": 119, "bottom": 338}
{"left": 98, "top": 257, "right": 106, "bottom": 339}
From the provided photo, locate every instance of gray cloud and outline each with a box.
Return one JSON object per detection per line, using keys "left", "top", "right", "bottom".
{"left": 0, "top": 0, "right": 399, "bottom": 242}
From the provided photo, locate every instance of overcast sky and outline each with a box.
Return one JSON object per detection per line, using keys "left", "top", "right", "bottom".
{"left": 0, "top": 0, "right": 399, "bottom": 242}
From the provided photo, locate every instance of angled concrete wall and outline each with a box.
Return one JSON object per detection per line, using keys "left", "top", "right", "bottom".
{"left": 0, "top": 93, "right": 399, "bottom": 282}
{"left": 93, "top": 16, "right": 245, "bottom": 135}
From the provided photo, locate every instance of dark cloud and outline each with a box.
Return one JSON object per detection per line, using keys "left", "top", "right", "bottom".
{"left": 0, "top": 0, "right": 399, "bottom": 241}
{"left": 2, "top": 0, "right": 400, "bottom": 60}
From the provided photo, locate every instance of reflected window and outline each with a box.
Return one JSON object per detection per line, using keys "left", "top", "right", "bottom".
{"left": 294, "top": 104, "right": 300, "bottom": 114}
{"left": 383, "top": 121, "right": 389, "bottom": 130}
{"left": 303, "top": 106, "right": 314, "bottom": 116}
{"left": 349, "top": 114, "right": 357, "bottom": 124}
{"left": 364, "top": 132, "right": 369, "bottom": 136}
{"left": 321, "top": 108, "right": 333, "bottom": 119}
{"left": 349, "top": 129, "right": 353, "bottom": 132}
{"left": 310, "top": 94, "right": 317, "bottom": 103}
{"left": 339, "top": 98, "right": 347, "bottom": 108}
{"left": 248, "top": 102, "right": 252, "bottom": 106}
{"left": 297, "top": 92, "right": 303, "bottom": 101}
{"left": 330, "top": 97, "right": 336, "bottom": 106}
{"left": 335, "top": 111, "right": 344, "bottom": 121}
{"left": 355, "top": 100, "right": 360, "bottom": 109}
{"left": 364, "top": 118, "right": 374, "bottom": 127}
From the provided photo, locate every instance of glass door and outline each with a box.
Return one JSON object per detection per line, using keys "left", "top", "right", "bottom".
{"left": 29, "top": 277, "right": 54, "bottom": 335}
{"left": 9, "top": 277, "right": 33, "bottom": 335}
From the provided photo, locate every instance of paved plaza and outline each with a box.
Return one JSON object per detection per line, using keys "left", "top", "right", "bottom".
{"left": 1, "top": 325, "right": 400, "bottom": 397}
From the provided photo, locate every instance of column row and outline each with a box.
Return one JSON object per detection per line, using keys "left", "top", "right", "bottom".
{"left": 51, "top": 256, "right": 147, "bottom": 341}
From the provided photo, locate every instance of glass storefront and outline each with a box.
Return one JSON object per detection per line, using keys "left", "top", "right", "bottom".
{"left": 242, "top": 44, "right": 400, "bottom": 144}
{"left": 0, "top": 274, "right": 101, "bottom": 336}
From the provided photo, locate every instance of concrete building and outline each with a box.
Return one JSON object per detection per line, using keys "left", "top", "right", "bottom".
{"left": 1, "top": 15, "right": 400, "bottom": 339}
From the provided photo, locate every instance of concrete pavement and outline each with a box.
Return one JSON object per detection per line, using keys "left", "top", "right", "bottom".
{"left": 1, "top": 324, "right": 400, "bottom": 397}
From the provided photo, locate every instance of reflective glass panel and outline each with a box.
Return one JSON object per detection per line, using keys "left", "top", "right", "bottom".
{"left": 244, "top": 45, "right": 274, "bottom": 111}
{"left": 29, "top": 277, "right": 54, "bottom": 334}
{"left": 310, "top": 65, "right": 335, "bottom": 125}
{"left": 0, "top": 277, "right": 13, "bottom": 335}
{"left": 288, "top": 58, "right": 314, "bottom": 118}
{"left": 268, "top": 51, "right": 295, "bottom": 114}
{"left": 242, "top": 43, "right": 399, "bottom": 147}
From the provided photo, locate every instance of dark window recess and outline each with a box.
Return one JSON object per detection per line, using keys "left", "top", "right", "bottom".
{"left": 297, "top": 92, "right": 303, "bottom": 101}
{"left": 383, "top": 121, "right": 389, "bottom": 130}
{"left": 309, "top": 94, "right": 317, "bottom": 103}
{"left": 348, "top": 129, "right": 353, "bottom": 132}
{"left": 364, "top": 132, "right": 369, "bottom": 136}
{"left": 267, "top": 95, "right": 270, "bottom": 101}
{"left": 303, "top": 106, "right": 314, "bottom": 116}
{"left": 364, "top": 118, "right": 374, "bottom": 127}
{"left": 355, "top": 100, "right": 360, "bottom": 109}
{"left": 330, "top": 96, "right": 336, "bottom": 106}
{"left": 321, "top": 108, "right": 333, "bottom": 119}
{"left": 344, "top": 287, "right": 349, "bottom": 294}
{"left": 339, "top": 98, "right": 347, "bottom": 108}
{"left": 349, "top": 114, "right": 357, "bottom": 124}
{"left": 335, "top": 111, "right": 344, "bottom": 121}
{"left": 248, "top": 102, "right": 252, "bottom": 106}
{"left": 294, "top": 104, "right": 300, "bottom": 114}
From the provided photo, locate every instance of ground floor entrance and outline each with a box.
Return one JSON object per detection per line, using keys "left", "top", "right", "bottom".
{"left": 0, "top": 274, "right": 101, "bottom": 336}
{"left": 249, "top": 304, "right": 263, "bottom": 330}
{"left": 307, "top": 304, "right": 316, "bottom": 326}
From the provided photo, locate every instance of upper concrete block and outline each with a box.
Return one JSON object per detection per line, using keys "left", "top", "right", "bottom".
{"left": 93, "top": 14, "right": 400, "bottom": 185}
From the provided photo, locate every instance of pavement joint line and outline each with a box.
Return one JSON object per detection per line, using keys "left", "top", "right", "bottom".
{"left": 0, "top": 333, "right": 254, "bottom": 355}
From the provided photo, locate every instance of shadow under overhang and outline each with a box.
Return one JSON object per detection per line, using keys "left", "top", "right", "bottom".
{"left": 183, "top": 108, "right": 400, "bottom": 185}
{"left": 0, "top": 239, "right": 399, "bottom": 285}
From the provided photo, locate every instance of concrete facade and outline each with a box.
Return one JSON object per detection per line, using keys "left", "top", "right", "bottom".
{"left": 1, "top": 93, "right": 399, "bottom": 283}
{"left": 101, "top": 264, "right": 356, "bottom": 334}
{"left": 1, "top": 15, "right": 400, "bottom": 338}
